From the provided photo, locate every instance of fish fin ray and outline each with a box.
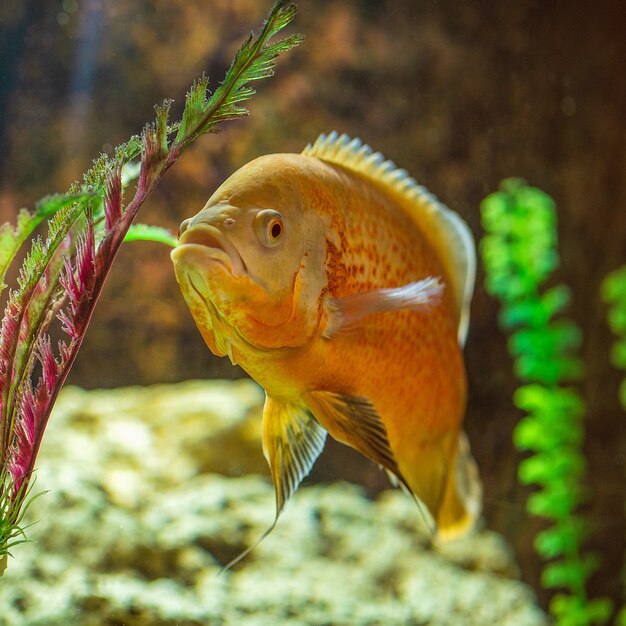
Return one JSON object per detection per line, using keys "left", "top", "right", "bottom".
{"left": 262, "top": 395, "right": 327, "bottom": 518}
{"left": 436, "top": 430, "right": 482, "bottom": 540}
{"left": 400, "top": 431, "right": 481, "bottom": 542}
{"left": 323, "top": 276, "right": 444, "bottom": 338}
{"left": 384, "top": 468, "right": 400, "bottom": 488}
{"left": 220, "top": 398, "right": 326, "bottom": 572}
{"left": 303, "top": 131, "right": 475, "bottom": 346}
{"left": 220, "top": 520, "right": 278, "bottom": 573}
{"left": 304, "top": 390, "right": 401, "bottom": 477}
{"left": 384, "top": 471, "right": 437, "bottom": 538}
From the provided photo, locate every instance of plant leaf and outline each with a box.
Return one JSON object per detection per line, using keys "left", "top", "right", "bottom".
{"left": 173, "top": 0, "right": 303, "bottom": 148}
{"left": 124, "top": 224, "right": 177, "bottom": 247}
{"left": 0, "top": 0, "right": 301, "bottom": 569}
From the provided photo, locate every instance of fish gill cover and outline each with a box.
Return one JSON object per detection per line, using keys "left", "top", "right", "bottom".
{"left": 0, "top": 0, "right": 302, "bottom": 575}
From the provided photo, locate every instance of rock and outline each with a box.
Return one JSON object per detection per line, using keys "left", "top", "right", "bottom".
{"left": 0, "top": 380, "right": 548, "bottom": 626}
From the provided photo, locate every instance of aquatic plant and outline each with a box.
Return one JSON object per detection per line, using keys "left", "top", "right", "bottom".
{"left": 600, "top": 267, "right": 626, "bottom": 626}
{"left": 480, "top": 179, "right": 613, "bottom": 625}
{"left": 0, "top": 0, "right": 302, "bottom": 573}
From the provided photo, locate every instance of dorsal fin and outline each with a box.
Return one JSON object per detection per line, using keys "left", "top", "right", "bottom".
{"left": 302, "top": 132, "right": 475, "bottom": 346}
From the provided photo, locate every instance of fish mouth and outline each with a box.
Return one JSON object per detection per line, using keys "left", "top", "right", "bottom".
{"left": 174, "top": 224, "right": 246, "bottom": 276}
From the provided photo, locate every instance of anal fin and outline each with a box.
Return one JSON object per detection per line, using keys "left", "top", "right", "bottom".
{"left": 304, "top": 390, "right": 401, "bottom": 479}
{"left": 305, "top": 390, "right": 438, "bottom": 536}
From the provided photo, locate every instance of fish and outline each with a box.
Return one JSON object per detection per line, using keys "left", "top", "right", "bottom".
{"left": 171, "top": 132, "right": 481, "bottom": 554}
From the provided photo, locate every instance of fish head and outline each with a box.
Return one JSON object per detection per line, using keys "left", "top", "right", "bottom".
{"left": 171, "top": 154, "right": 329, "bottom": 357}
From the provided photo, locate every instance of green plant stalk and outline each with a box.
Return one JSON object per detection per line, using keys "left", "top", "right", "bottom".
{"left": 600, "top": 266, "right": 626, "bottom": 626}
{"left": 480, "top": 179, "right": 612, "bottom": 625}
{"left": 0, "top": 0, "right": 302, "bottom": 569}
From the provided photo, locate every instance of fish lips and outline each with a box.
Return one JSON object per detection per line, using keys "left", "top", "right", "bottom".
{"left": 171, "top": 224, "right": 246, "bottom": 277}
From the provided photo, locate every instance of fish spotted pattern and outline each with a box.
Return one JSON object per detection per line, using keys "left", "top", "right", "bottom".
{"left": 171, "top": 133, "right": 481, "bottom": 562}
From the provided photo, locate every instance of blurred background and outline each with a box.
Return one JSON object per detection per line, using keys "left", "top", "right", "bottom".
{"left": 0, "top": 0, "right": 624, "bottom": 608}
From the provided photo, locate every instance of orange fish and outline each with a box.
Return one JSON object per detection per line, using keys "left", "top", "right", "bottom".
{"left": 171, "top": 132, "right": 481, "bottom": 550}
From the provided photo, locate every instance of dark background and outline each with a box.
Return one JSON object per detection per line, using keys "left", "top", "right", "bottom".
{"left": 1, "top": 0, "right": 624, "bottom": 609}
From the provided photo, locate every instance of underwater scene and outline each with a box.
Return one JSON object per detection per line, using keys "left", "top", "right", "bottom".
{"left": 0, "top": 1, "right": 624, "bottom": 624}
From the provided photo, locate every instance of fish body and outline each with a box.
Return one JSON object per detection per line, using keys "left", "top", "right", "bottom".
{"left": 172, "top": 133, "right": 480, "bottom": 542}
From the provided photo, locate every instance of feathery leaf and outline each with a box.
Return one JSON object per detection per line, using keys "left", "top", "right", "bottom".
{"left": 0, "top": 0, "right": 301, "bottom": 573}
{"left": 174, "top": 1, "right": 302, "bottom": 148}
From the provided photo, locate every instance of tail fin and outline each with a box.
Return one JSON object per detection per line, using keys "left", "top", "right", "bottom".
{"left": 436, "top": 430, "right": 482, "bottom": 540}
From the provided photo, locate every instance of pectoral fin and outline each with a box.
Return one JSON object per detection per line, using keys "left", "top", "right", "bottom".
{"left": 303, "top": 132, "right": 475, "bottom": 346}
{"left": 323, "top": 276, "right": 444, "bottom": 338}
{"left": 304, "top": 390, "right": 402, "bottom": 480}
{"left": 222, "top": 396, "right": 327, "bottom": 571}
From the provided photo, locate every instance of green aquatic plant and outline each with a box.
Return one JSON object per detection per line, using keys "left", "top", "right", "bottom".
{"left": 601, "top": 266, "right": 626, "bottom": 411}
{"left": 600, "top": 266, "right": 626, "bottom": 626}
{"left": 0, "top": 0, "right": 302, "bottom": 573}
{"left": 480, "top": 179, "right": 612, "bottom": 625}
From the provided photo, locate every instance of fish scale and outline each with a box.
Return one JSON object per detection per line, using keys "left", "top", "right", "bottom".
{"left": 171, "top": 133, "right": 482, "bottom": 563}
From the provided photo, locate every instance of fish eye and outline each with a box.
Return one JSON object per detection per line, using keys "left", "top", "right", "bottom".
{"left": 254, "top": 209, "right": 284, "bottom": 247}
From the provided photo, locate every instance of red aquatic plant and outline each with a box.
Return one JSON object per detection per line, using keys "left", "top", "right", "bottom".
{"left": 0, "top": 0, "right": 302, "bottom": 572}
